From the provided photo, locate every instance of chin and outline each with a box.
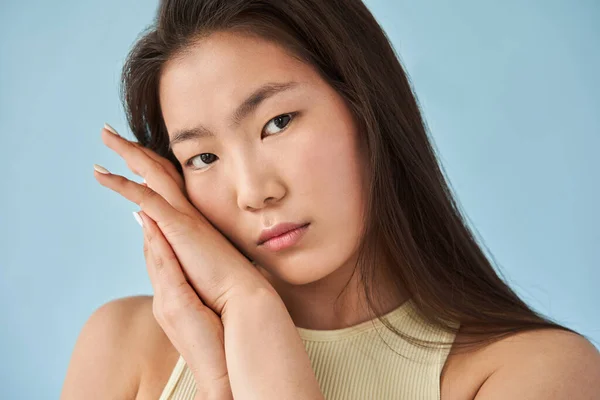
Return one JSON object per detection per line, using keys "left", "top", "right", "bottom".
{"left": 256, "top": 256, "right": 342, "bottom": 287}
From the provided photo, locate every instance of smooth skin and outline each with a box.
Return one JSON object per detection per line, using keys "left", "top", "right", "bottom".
{"left": 61, "top": 31, "right": 600, "bottom": 399}
{"left": 64, "top": 125, "right": 323, "bottom": 399}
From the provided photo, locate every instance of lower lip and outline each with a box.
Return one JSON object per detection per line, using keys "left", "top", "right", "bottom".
{"left": 260, "top": 224, "right": 310, "bottom": 252}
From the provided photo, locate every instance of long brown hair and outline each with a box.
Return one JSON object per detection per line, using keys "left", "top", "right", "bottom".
{"left": 119, "top": 0, "right": 588, "bottom": 354}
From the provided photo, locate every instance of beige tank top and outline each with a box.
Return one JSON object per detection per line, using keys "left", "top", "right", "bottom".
{"left": 158, "top": 299, "right": 459, "bottom": 399}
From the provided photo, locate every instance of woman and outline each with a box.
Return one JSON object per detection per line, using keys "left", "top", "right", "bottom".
{"left": 61, "top": 0, "right": 600, "bottom": 399}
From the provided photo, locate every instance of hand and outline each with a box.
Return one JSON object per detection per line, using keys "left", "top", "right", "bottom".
{"left": 93, "top": 124, "right": 275, "bottom": 314}
{"left": 137, "top": 208, "right": 233, "bottom": 398}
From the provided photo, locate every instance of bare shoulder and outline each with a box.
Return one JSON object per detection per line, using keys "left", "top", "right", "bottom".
{"left": 61, "top": 296, "right": 179, "bottom": 400}
{"left": 474, "top": 329, "right": 600, "bottom": 399}
{"left": 441, "top": 328, "right": 600, "bottom": 400}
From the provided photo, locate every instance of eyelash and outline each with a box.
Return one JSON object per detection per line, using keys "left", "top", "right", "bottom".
{"left": 184, "top": 112, "right": 299, "bottom": 170}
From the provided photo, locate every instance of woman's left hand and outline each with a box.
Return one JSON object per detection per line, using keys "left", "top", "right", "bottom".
{"left": 92, "top": 124, "right": 275, "bottom": 314}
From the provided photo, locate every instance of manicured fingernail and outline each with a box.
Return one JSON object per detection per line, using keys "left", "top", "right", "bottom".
{"left": 133, "top": 211, "right": 144, "bottom": 227}
{"left": 104, "top": 122, "right": 120, "bottom": 137}
{"left": 93, "top": 164, "right": 111, "bottom": 174}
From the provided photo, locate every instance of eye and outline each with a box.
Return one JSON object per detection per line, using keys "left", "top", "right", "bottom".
{"left": 185, "top": 153, "right": 218, "bottom": 170}
{"left": 263, "top": 112, "right": 296, "bottom": 137}
{"left": 184, "top": 112, "right": 298, "bottom": 171}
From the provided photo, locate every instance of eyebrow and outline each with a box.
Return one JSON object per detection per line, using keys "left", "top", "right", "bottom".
{"left": 168, "top": 81, "right": 300, "bottom": 151}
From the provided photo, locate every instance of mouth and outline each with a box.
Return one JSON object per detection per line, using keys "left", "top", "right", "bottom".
{"left": 258, "top": 223, "right": 310, "bottom": 252}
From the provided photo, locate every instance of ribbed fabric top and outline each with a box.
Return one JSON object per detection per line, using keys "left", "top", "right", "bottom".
{"left": 158, "top": 299, "right": 459, "bottom": 400}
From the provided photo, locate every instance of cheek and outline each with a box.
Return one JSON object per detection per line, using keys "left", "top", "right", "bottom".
{"left": 291, "top": 127, "right": 365, "bottom": 223}
{"left": 186, "top": 182, "right": 230, "bottom": 227}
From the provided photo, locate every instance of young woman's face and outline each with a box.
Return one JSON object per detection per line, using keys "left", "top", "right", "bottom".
{"left": 159, "top": 31, "right": 368, "bottom": 287}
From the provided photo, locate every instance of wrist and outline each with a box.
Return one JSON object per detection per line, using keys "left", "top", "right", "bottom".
{"left": 215, "top": 261, "right": 278, "bottom": 314}
{"left": 194, "top": 380, "right": 233, "bottom": 400}
{"left": 223, "top": 284, "right": 280, "bottom": 316}
{"left": 228, "top": 274, "right": 280, "bottom": 302}
{"left": 221, "top": 285, "right": 286, "bottom": 333}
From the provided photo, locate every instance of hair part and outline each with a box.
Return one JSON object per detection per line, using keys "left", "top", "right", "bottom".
{"left": 119, "top": 0, "right": 588, "bottom": 356}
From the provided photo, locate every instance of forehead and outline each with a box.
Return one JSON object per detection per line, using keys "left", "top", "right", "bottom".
{"left": 158, "top": 32, "right": 317, "bottom": 135}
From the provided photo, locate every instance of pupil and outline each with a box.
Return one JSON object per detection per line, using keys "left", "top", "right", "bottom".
{"left": 200, "top": 154, "right": 214, "bottom": 163}
{"left": 275, "top": 115, "right": 289, "bottom": 128}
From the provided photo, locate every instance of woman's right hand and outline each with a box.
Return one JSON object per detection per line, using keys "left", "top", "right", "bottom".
{"left": 139, "top": 173, "right": 233, "bottom": 399}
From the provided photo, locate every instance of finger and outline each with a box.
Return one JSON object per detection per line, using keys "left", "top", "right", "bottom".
{"left": 137, "top": 158, "right": 189, "bottom": 206}
{"left": 135, "top": 146, "right": 190, "bottom": 201}
{"left": 102, "top": 125, "right": 181, "bottom": 182}
{"left": 137, "top": 210, "right": 188, "bottom": 296}
{"left": 143, "top": 222, "right": 194, "bottom": 291}
{"left": 136, "top": 145, "right": 186, "bottom": 192}
{"left": 142, "top": 226, "right": 158, "bottom": 290}
{"left": 139, "top": 210, "right": 205, "bottom": 317}
{"left": 94, "top": 164, "right": 184, "bottom": 227}
{"left": 100, "top": 126, "right": 190, "bottom": 212}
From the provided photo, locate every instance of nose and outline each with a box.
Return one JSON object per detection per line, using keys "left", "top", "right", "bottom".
{"left": 231, "top": 153, "right": 286, "bottom": 211}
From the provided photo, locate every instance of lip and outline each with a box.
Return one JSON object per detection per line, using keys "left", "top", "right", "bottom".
{"left": 257, "top": 222, "right": 310, "bottom": 246}
{"left": 258, "top": 223, "right": 310, "bottom": 252}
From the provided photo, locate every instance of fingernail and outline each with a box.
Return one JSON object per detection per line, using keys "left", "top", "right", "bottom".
{"left": 93, "top": 164, "right": 111, "bottom": 174}
{"left": 133, "top": 211, "right": 144, "bottom": 227}
{"left": 104, "top": 122, "right": 120, "bottom": 137}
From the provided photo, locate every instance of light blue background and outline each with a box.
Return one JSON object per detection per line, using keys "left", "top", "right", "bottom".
{"left": 0, "top": 0, "right": 598, "bottom": 398}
